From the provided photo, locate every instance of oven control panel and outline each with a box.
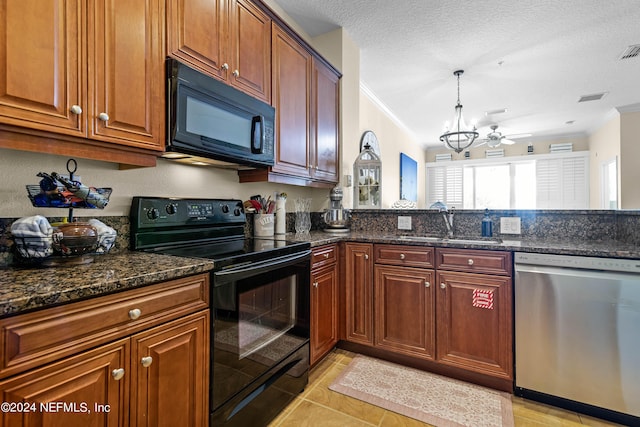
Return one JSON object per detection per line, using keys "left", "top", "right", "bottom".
{"left": 131, "top": 197, "right": 245, "bottom": 228}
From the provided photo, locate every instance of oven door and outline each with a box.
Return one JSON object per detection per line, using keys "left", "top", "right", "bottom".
{"left": 211, "top": 250, "right": 311, "bottom": 412}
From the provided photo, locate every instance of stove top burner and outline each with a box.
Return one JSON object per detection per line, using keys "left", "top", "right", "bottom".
{"left": 130, "top": 197, "right": 310, "bottom": 269}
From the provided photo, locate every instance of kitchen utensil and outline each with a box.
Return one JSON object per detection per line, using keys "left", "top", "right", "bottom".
{"left": 52, "top": 222, "right": 99, "bottom": 256}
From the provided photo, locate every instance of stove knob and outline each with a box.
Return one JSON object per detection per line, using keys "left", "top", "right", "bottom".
{"left": 165, "top": 203, "right": 177, "bottom": 215}
{"left": 221, "top": 204, "right": 230, "bottom": 214}
{"left": 147, "top": 208, "right": 160, "bottom": 220}
{"left": 234, "top": 207, "right": 242, "bottom": 216}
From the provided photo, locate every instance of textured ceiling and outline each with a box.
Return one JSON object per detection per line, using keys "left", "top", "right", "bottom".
{"left": 272, "top": 0, "right": 640, "bottom": 148}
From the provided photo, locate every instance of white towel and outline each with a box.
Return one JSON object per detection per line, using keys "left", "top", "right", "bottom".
{"left": 11, "top": 215, "right": 54, "bottom": 258}
{"left": 88, "top": 219, "right": 117, "bottom": 253}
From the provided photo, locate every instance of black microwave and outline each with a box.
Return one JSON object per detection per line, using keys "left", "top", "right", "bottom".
{"left": 166, "top": 59, "right": 275, "bottom": 167}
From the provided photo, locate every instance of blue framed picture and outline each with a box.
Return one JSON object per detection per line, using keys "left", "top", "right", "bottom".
{"left": 400, "top": 153, "right": 417, "bottom": 202}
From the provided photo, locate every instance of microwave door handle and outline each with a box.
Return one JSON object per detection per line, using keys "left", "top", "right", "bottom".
{"left": 251, "top": 115, "right": 264, "bottom": 154}
{"left": 213, "top": 249, "right": 311, "bottom": 284}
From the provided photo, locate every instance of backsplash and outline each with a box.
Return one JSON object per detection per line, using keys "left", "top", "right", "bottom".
{"left": 348, "top": 209, "right": 640, "bottom": 244}
{"left": 2, "top": 210, "right": 640, "bottom": 265}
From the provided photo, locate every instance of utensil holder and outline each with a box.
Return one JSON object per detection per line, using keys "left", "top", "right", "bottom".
{"left": 254, "top": 214, "right": 275, "bottom": 237}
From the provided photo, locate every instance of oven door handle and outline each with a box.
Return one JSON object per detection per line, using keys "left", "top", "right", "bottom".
{"left": 213, "top": 249, "right": 311, "bottom": 285}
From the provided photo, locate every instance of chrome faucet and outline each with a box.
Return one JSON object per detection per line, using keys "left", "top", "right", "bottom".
{"left": 440, "top": 207, "right": 455, "bottom": 238}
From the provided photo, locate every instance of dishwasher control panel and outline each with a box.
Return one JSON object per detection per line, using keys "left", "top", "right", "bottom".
{"left": 515, "top": 252, "right": 640, "bottom": 273}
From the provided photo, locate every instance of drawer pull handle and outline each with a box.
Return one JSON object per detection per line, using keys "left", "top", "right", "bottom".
{"left": 233, "top": 69, "right": 240, "bottom": 78}
{"left": 141, "top": 356, "right": 153, "bottom": 368}
{"left": 400, "top": 253, "right": 405, "bottom": 260}
{"left": 440, "top": 283, "right": 446, "bottom": 289}
{"left": 112, "top": 368, "right": 125, "bottom": 381}
{"left": 129, "top": 308, "right": 142, "bottom": 320}
{"left": 70, "top": 105, "right": 82, "bottom": 115}
{"left": 98, "top": 112, "right": 109, "bottom": 122}
{"left": 324, "top": 253, "right": 329, "bottom": 259}
{"left": 222, "top": 63, "right": 229, "bottom": 70}
{"left": 425, "top": 281, "right": 430, "bottom": 288}
{"left": 468, "top": 259, "right": 474, "bottom": 265}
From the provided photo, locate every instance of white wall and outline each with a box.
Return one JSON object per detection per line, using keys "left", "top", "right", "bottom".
{"left": 588, "top": 113, "right": 620, "bottom": 209}
{"left": 0, "top": 148, "right": 331, "bottom": 217}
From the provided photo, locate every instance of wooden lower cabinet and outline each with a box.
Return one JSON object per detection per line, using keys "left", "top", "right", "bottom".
{"left": 310, "top": 262, "right": 338, "bottom": 366}
{"left": 343, "top": 244, "right": 513, "bottom": 387}
{"left": 436, "top": 271, "right": 512, "bottom": 379}
{"left": 343, "top": 243, "right": 374, "bottom": 346}
{"left": 0, "top": 339, "right": 129, "bottom": 426}
{"left": 0, "top": 274, "right": 210, "bottom": 427}
{"left": 374, "top": 265, "right": 435, "bottom": 359}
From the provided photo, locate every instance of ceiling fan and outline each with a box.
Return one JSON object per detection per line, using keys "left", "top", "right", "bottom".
{"left": 476, "top": 125, "right": 531, "bottom": 148}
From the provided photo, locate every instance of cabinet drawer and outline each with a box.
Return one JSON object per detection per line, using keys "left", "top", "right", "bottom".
{"left": 312, "top": 244, "right": 337, "bottom": 269}
{"left": 436, "top": 248, "right": 512, "bottom": 276}
{"left": 374, "top": 245, "right": 434, "bottom": 268}
{"left": 0, "top": 273, "right": 209, "bottom": 379}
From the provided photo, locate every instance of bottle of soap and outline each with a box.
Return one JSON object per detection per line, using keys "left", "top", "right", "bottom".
{"left": 482, "top": 209, "right": 493, "bottom": 237}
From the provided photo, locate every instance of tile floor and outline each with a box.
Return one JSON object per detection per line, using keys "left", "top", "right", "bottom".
{"left": 268, "top": 349, "right": 625, "bottom": 427}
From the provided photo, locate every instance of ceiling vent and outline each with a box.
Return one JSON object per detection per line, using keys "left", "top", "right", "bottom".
{"left": 435, "top": 153, "right": 452, "bottom": 162}
{"left": 578, "top": 93, "right": 607, "bottom": 103}
{"left": 485, "top": 149, "right": 504, "bottom": 158}
{"left": 619, "top": 44, "right": 640, "bottom": 60}
{"left": 484, "top": 108, "right": 507, "bottom": 116}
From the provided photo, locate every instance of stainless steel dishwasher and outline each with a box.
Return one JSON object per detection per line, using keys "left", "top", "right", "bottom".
{"left": 514, "top": 252, "right": 640, "bottom": 426}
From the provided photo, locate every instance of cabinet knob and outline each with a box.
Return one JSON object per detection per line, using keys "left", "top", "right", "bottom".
{"left": 232, "top": 69, "right": 239, "bottom": 77}
{"left": 141, "top": 356, "right": 153, "bottom": 368}
{"left": 128, "top": 308, "right": 142, "bottom": 320}
{"left": 98, "top": 112, "right": 109, "bottom": 122}
{"left": 313, "top": 282, "right": 318, "bottom": 288}
{"left": 111, "top": 368, "right": 125, "bottom": 381}
{"left": 323, "top": 253, "right": 329, "bottom": 259}
{"left": 399, "top": 253, "right": 405, "bottom": 260}
{"left": 364, "top": 254, "right": 369, "bottom": 260}
{"left": 467, "top": 259, "right": 474, "bottom": 265}
{"left": 70, "top": 105, "right": 82, "bottom": 115}
{"left": 425, "top": 281, "right": 430, "bottom": 288}
{"left": 222, "top": 63, "right": 229, "bottom": 70}
{"left": 440, "top": 283, "right": 446, "bottom": 289}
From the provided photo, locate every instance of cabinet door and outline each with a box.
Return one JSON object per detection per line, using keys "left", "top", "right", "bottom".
{"left": 271, "top": 25, "right": 311, "bottom": 178}
{"left": 89, "top": 0, "right": 164, "bottom": 150}
{"left": 131, "top": 311, "right": 209, "bottom": 427}
{"left": 374, "top": 265, "right": 435, "bottom": 359}
{"left": 310, "top": 58, "right": 339, "bottom": 183}
{"left": 344, "top": 243, "right": 374, "bottom": 345}
{"left": 0, "top": 339, "right": 129, "bottom": 427}
{"left": 167, "top": 0, "right": 227, "bottom": 80}
{"left": 436, "top": 271, "right": 513, "bottom": 379}
{"left": 229, "top": 0, "right": 271, "bottom": 102}
{"left": 0, "top": 0, "right": 85, "bottom": 136}
{"left": 310, "top": 263, "right": 338, "bottom": 366}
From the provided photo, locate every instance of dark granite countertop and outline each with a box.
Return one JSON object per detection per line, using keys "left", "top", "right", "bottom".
{"left": 0, "top": 252, "right": 214, "bottom": 318}
{"left": 1, "top": 232, "right": 637, "bottom": 318}
{"left": 292, "top": 231, "right": 640, "bottom": 259}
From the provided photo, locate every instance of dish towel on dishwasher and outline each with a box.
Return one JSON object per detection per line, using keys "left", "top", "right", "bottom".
{"left": 10, "top": 215, "right": 54, "bottom": 258}
{"left": 88, "top": 219, "right": 117, "bottom": 253}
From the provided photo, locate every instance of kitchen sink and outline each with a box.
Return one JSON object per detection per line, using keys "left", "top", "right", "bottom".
{"left": 444, "top": 238, "right": 502, "bottom": 245}
{"left": 397, "top": 235, "right": 442, "bottom": 242}
{"left": 397, "top": 235, "right": 502, "bottom": 245}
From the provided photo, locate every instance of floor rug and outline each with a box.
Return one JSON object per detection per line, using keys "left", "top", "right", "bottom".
{"left": 329, "top": 355, "right": 514, "bottom": 427}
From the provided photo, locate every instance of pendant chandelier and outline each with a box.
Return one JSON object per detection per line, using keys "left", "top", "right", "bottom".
{"left": 439, "top": 70, "right": 479, "bottom": 153}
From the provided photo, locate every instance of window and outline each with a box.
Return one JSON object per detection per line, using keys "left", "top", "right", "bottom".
{"left": 426, "top": 152, "right": 589, "bottom": 209}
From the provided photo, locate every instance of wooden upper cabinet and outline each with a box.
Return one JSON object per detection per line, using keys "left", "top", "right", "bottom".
{"left": 310, "top": 58, "right": 340, "bottom": 183}
{"left": 270, "top": 25, "right": 312, "bottom": 178}
{"left": 166, "top": 0, "right": 227, "bottom": 79}
{"left": 89, "top": 0, "right": 165, "bottom": 150}
{"left": 167, "top": 0, "right": 271, "bottom": 103}
{"left": 229, "top": 0, "right": 271, "bottom": 102}
{"left": 0, "top": 0, "right": 164, "bottom": 155}
{"left": 0, "top": 0, "right": 85, "bottom": 136}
